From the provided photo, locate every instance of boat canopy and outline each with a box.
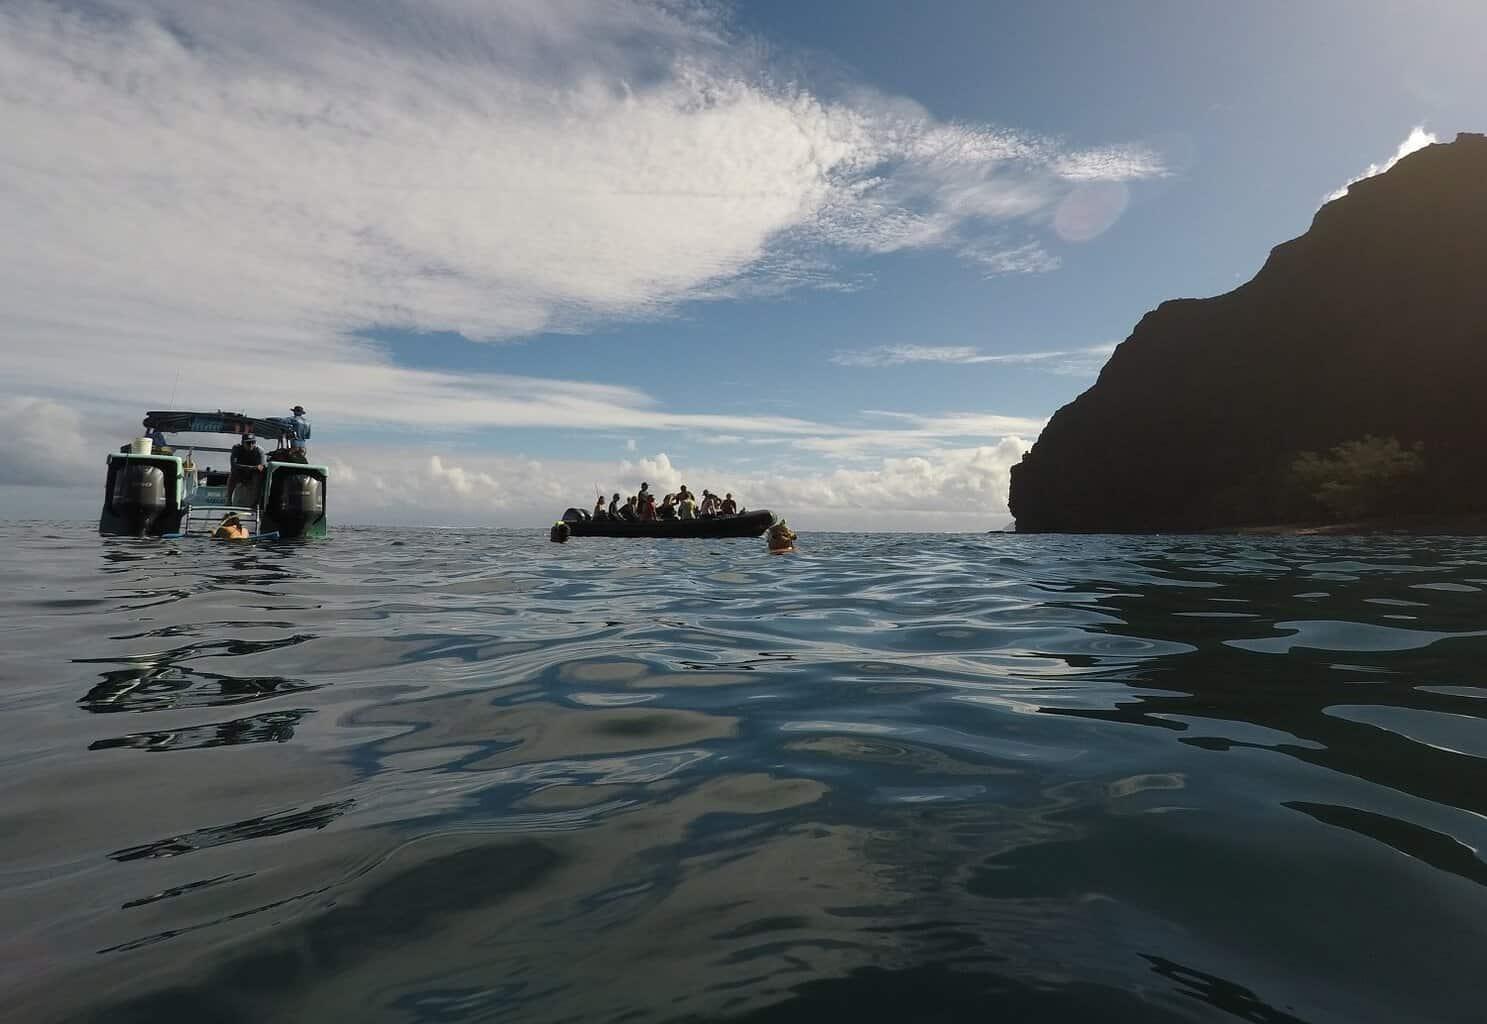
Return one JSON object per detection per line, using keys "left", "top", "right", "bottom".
{"left": 144, "top": 410, "right": 294, "bottom": 439}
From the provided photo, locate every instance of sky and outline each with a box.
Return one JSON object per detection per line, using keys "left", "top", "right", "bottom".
{"left": 2, "top": 0, "right": 1484, "bottom": 530}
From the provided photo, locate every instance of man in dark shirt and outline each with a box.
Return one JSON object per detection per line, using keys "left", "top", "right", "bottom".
{"left": 228, "top": 434, "right": 265, "bottom": 505}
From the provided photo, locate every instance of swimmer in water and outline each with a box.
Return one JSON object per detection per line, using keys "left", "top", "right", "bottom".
{"left": 212, "top": 513, "right": 249, "bottom": 541}
{"left": 766, "top": 519, "right": 797, "bottom": 553}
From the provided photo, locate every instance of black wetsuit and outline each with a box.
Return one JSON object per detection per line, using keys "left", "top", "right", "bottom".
{"left": 228, "top": 442, "right": 264, "bottom": 503}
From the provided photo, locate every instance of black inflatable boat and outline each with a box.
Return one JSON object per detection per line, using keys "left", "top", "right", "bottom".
{"left": 559, "top": 508, "right": 774, "bottom": 538}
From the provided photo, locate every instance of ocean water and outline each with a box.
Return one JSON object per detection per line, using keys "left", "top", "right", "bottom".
{"left": 3, "top": 525, "right": 1487, "bottom": 1023}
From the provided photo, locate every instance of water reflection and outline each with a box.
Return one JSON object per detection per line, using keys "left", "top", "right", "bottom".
{"left": 79, "top": 666, "right": 319, "bottom": 713}
{"left": 89, "top": 708, "right": 312, "bottom": 752}
{"left": 3, "top": 530, "right": 1486, "bottom": 1022}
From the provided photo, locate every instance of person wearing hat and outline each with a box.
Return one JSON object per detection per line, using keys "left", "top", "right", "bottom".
{"left": 227, "top": 433, "right": 265, "bottom": 506}
{"left": 212, "top": 513, "right": 250, "bottom": 541}
{"left": 287, "top": 404, "right": 311, "bottom": 455}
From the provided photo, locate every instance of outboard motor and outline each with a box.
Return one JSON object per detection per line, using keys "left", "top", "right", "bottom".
{"left": 112, "top": 461, "right": 166, "bottom": 535}
{"left": 100, "top": 456, "right": 179, "bottom": 536}
{"left": 550, "top": 521, "right": 571, "bottom": 543}
{"left": 267, "top": 467, "right": 325, "bottom": 538}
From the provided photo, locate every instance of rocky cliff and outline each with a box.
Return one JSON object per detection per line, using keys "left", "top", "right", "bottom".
{"left": 1009, "top": 132, "right": 1487, "bottom": 532}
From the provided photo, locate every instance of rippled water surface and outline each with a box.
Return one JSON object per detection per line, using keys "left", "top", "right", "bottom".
{"left": 4, "top": 525, "right": 1487, "bottom": 1022}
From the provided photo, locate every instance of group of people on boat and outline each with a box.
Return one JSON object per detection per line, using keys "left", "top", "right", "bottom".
{"left": 584, "top": 482, "right": 741, "bottom": 523}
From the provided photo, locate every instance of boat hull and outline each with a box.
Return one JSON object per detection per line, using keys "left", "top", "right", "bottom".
{"left": 563, "top": 509, "right": 774, "bottom": 538}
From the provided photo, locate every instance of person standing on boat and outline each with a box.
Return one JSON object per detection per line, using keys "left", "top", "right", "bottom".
{"left": 228, "top": 434, "right": 265, "bottom": 506}
{"left": 678, "top": 491, "right": 698, "bottom": 519}
{"left": 287, "top": 405, "right": 311, "bottom": 455}
{"left": 721, "top": 493, "right": 737, "bottom": 515}
{"left": 609, "top": 492, "right": 621, "bottom": 517}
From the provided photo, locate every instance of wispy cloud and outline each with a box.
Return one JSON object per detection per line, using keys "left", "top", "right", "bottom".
{"left": 0, "top": 0, "right": 1166, "bottom": 430}
{"left": 1326, "top": 126, "right": 1437, "bottom": 202}
{"left": 0, "top": 0, "right": 1155, "bottom": 526}
{"left": 956, "top": 240, "right": 1061, "bottom": 276}
{"left": 790, "top": 411, "right": 1047, "bottom": 458}
{"left": 831, "top": 343, "right": 1115, "bottom": 374}
{"left": 1052, "top": 145, "right": 1167, "bottom": 182}
{"left": 832, "top": 346, "right": 982, "bottom": 367}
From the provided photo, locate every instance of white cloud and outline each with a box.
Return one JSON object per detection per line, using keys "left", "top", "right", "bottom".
{"left": 832, "top": 345, "right": 983, "bottom": 367}
{"left": 1327, "top": 126, "right": 1437, "bottom": 201}
{"left": 0, "top": 1, "right": 1163, "bottom": 527}
{"left": 0, "top": 1, "right": 1164, "bottom": 414}
{"left": 831, "top": 343, "right": 1114, "bottom": 374}
{"left": 756, "top": 439, "right": 1030, "bottom": 529}
{"left": 790, "top": 412, "right": 1046, "bottom": 458}
{"left": 0, "top": 397, "right": 95, "bottom": 486}
{"left": 307, "top": 440, "right": 1032, "bottom": 531}
{"left": 1052, "top": 145, "right": 1167, "bottom": 182}
{"left": 10, "top": 381, "right": 1043, "bottom": 516}
{"left": 957, "top": 240, "right": 1061, "bottom": 276}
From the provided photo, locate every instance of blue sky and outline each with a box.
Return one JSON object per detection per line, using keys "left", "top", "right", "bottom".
{"left": 2, "top": 0, "right": 1483, "bottom": 528}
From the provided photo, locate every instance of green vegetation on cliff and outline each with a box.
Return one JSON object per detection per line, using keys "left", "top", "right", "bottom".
{"left": 1288, "top": 436, "right": 1425, "bottom": 522}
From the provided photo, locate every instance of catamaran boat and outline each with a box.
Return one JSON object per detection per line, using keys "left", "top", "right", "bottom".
{"left": 99, "top": 410, "right": 328, "bottom": 539}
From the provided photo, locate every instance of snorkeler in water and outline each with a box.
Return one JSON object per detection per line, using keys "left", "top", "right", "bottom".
{"left": 766, "top": 520, "right": 797, "bottom": 553}
{"left": 212, "top": 513, "right": 250, "bottom": 541}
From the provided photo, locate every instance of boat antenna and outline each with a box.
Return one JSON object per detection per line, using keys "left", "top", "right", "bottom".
{"left": 167, "top": 367, "right": 181, "bottom": 410}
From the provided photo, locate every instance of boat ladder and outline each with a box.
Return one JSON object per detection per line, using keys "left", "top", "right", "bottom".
{"left": 183, "top": 504, "right": 261, "bottom": 536}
